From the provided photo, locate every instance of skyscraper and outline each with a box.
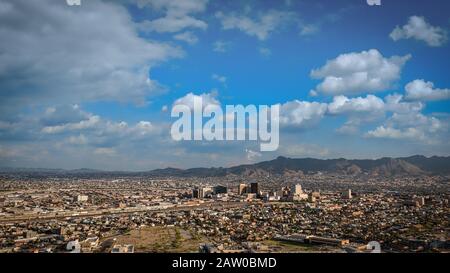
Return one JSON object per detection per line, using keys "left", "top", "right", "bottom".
{"left": 291, "top": 184, "right": 303, "bottom": 195}
{"left": 213, "top": 185, "right": 228, "bottom": 194}
{"left": 250, "top": 183, "right": 259, "bottom": 194}
{"left": 342, "top": 189, "right": 352, "bottom": 199}
{"left": 238, "top": 184, "right": 247, "bottom": 195}
{"left": 192, "top": 188, "right": 199, "bottom": 199}
{"left": 290, "top": 184, "right": 308, "bottom": 201}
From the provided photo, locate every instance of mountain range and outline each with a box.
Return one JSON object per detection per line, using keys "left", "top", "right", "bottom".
{"left": 147, "top": 155, "right": 450, "bottom": 177}
{"left": 2, "top": 155, "right": 449, "bottom": 177}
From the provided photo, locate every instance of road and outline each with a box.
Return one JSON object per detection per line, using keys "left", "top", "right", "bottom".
{"left": 0, "top": 201, "right": 248, "bottom": 224}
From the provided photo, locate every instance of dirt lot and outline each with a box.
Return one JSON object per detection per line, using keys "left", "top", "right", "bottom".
{"left": 104, "top": 226, "right": 207, "bottom": 253}
{"left": 262, "top": 240, "right": 343, "bottom": 253}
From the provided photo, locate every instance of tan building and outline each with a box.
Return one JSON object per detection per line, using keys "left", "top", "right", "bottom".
{"left": 238, "top": 184, "right": 248, "bottom": 195}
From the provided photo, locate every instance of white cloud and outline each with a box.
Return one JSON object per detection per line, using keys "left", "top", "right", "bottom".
{"left": 135, "top": 0, "right": 208, "bottom": 33}
{"left": 328, "top": 93, "right": 435, "bottom": 139}
{"left": 173, "top": 91, "right": 220, "bottom": 110}
{"left": 42, "top": 116, "right": 101, "bottom": 134}
{"left": 67, "top": 134, "right": 88, "bottom": 145}
{"left": 134, "top": 0, "right": 208, "bottom": 15}
{"left": 138, "top": 16, "right": 207, "bottom": 33}
{"left": 365, "top": 126, "right": 426, "bottom": 141}
{"left": 94, "top": 147, "right": 116, "bottom": 156}
{"left": 336, "top": 120, "right": 360, "bottom": 135}
{"left": 40, "top": 106, "right": 160, "bottom": 142}
{"left": 213, "top": 40, "right": 231, "bottom": 53}
{"left": 245, "top": 149, "right": 262, "bottom": 161}
{"left": 0, "top": 0, "right": 182, "bottom": 106}
{"left": 387, "top": 112, "right": 444, "bottom": 133}
{"left": 405, "top": 79, "right": 450, "bottom": 101}
{"left": 310, "top": 49, "right": 411, "bottom": 96}
{"left": 173, "top": 31, "right": 199, "bottom": 45}
{"left": 215, "top": 10, "right": 295, "bottom": 40}
{"left": 365, "top": 110, "right": 447, "bottom": 143}
{"left": 212, "top": 74, "right": 227, "bottom": 84}
{"left": 327, "top": 95, "right": 385, "bottom": 115}
{"left": 390, "top": 16, "right": 448, "bottom": 47}
{"left": 384, "top": 93, "right": 424, "bottom": 114}
{"left": 131, "top": 121, "right": 158, "bottom": 137}
{"left": 279, "top": 93, "right": 424, "bottom": 132}
{"left": 280, "top": 100, "right": 328, "bottom": 128}
{"left": 300, "top": 24, "right": 319, "bottom": 36}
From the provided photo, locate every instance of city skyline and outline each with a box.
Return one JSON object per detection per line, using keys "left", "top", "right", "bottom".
{"left": 0, "top": 0, "right": 450, "bottom": 171}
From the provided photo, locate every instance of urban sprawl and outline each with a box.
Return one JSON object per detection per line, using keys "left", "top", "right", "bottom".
{"left": 0, "top": 172, "right": 448, "bottom": 253}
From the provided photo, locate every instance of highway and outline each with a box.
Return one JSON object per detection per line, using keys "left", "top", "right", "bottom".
{"left": 0, "top": 201, "right": 247, "bottom": 224}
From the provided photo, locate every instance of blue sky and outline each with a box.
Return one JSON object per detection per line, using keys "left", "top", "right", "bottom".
{"left": 0, "top": 0, "right": 449, "bottom": 170}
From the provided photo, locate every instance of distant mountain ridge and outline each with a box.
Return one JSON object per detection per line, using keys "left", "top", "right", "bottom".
{"left": 1, "top": 155, "right": 449, "bottom": 177}
{"left": 163, "top": 155, "right": 448, "bottom": 177}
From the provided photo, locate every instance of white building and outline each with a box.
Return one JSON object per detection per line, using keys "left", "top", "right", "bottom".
{"left": 290, "top": 184, "right": 308, "bottom": 201}
{"left": 77, "top": 195, "right": 89, "bottom": 202}
{"left": 66, "top": 240, "right": 81, "bottom": 253}
{"left": 342, "top": 189, "right": 352, "bottom": 199}
{"left": 111, "top": 244, "right": 134, "bottom": 253}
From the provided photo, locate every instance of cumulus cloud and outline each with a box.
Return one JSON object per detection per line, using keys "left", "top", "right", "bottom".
{"left": 173, "top": 91, "right": 220, "bottom": 111}
{"left": 213, "top": 40, "right": 231, "bottom": 53}
{"left": 138, "top": 16, "right": 207, "bottom": 33}
{"left": 0, "top": 0, "right": 182, "bottom": 107}
{"left": 134, "top": 0, "right": 208, "bottom": 15}
{"left": 365, "top": 126, "right": 426, "bottom": 141}
{"left": 384, "top": 93, "right": 424, "bottom": 114}
{"left": 330, "top": 93, "right": 425, "bottom": 135}
{"left": 310, "top": 49, "right": 411, "bottom": 96}
{"left": 215, "top": 10, "right": 295, "bottom": 40}
{"left": 390, "top": 16, "right": 448, "bottom": 47}
{"left": 42, "top": 116, "right": 101, "bottom": 134}
{"left": 300, "top": 24, "right": 319, "bottom": 36}
{"left": 328, "top": 92, "right": 441, "bottom": 141}
{"left": 280, "top": 100, "right": 328, "bottom": 129}
{"left": 212, "top": 74, "right": 227, "bottom": 84}
{"left": 67, "top": 134, "right": 88, "bottom": 146}
{"left": 405, "top": 79, "right": 450, "bottom": 101}
{"left": 336, "top": 120, "right": 361, "bottom": 135}
{"left": 39, "top": 105, "right": 161, "bottom": 144}
{"left": 173, "top": 31, "right": 199, "bottom": 45}
{"left": 135, "top": 0, "right": 208, "bottom": 33}
{"left": 245, "top": 149, "right": 262, "bottom": 161}
{"left": 279, "top": 92, "right": 425, "bottom": 133}
{"left": 365, "top": 110, "right": 447, "bottom": 143}
{"left": 327, "top": 95, "right": 385, "bottom": 115}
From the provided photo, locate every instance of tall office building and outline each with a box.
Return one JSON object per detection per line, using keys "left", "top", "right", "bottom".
{"left": 213, "top": 185, "right": 228, "bottom": 194}
{"left": 199, "top": 187, "right": 213, "bottom": 198}
{"left": 238, "top": 184, "right": 247, "bottom": 195}
{"left": 250, "top": 183, "right": 259, "bottom": 194}
{"left": 342, "top": 189, "right": 352, "bottom": 199}
{"left": 291, "top": 184, "right": 303, "bottom": 195}
{"left": 192, "top": 188, "right": 200, "bottom": 199}
{"left": 290, "top": 184, "right": 308, "bottom": 201}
